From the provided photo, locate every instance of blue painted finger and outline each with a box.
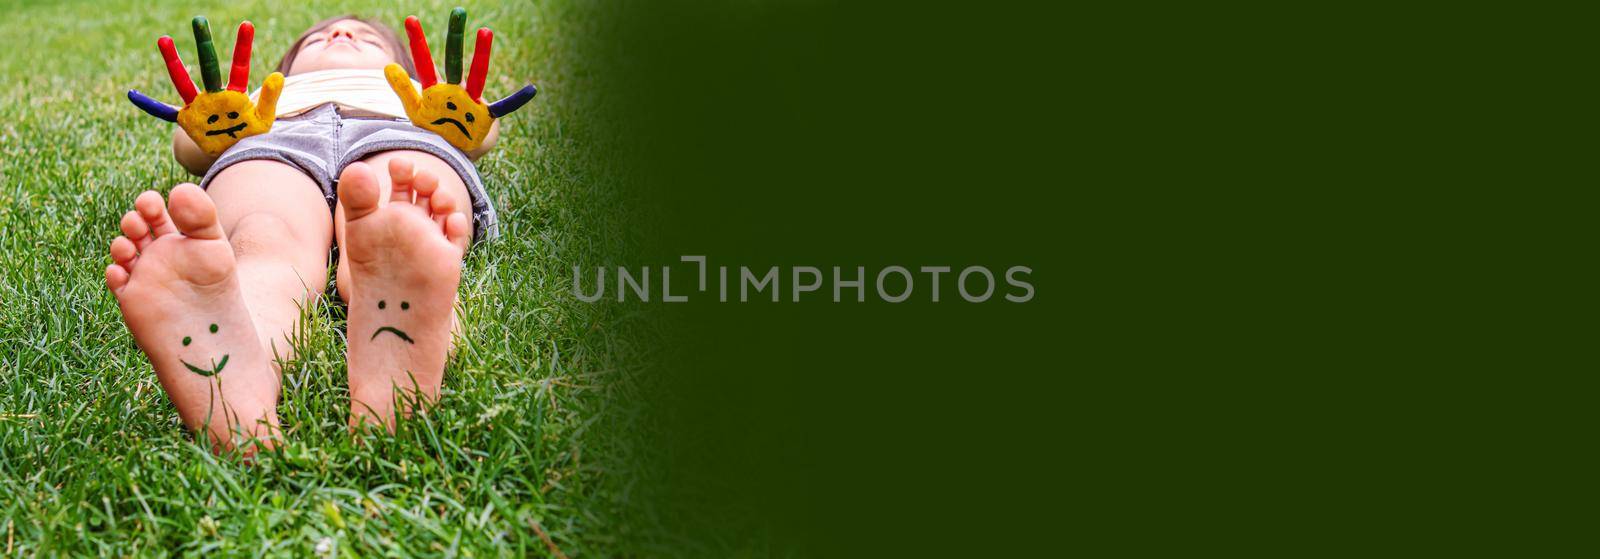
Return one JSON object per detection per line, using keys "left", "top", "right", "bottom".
{"left": 487, "top": 84, "right": 538, "bottom": 118}
{"left": 128, "top": 90, "right": 179, "bottom": 122}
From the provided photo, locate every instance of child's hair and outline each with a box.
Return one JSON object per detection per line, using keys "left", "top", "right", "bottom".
{"left": 274, "top": 15, "right": 417, "bottom": 77}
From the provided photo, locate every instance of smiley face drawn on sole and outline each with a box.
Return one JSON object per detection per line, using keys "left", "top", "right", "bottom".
{"left": 178, "top": 323, "right": 230, "bottom": 376}
{"left": 371, "top": 300, "right": 416, "bottom": 344}
{"left": 181, "top": 354, "right": 230, "bottom": 377}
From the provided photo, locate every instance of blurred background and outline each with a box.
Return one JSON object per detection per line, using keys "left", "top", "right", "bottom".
{"left": 3, "top": 0, "right": 1571, "bottom": 556}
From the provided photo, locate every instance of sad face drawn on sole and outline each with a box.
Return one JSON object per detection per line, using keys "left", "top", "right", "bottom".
{"left": 370, "top": 300, "right": 416, "bottom": 344}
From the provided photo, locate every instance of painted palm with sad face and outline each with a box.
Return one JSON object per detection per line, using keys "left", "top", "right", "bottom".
{"left": 384, "top": 7, "right": 537, "bottom": 152}
{"left": 409, "top": 87, "right": 491, "bottom": 147}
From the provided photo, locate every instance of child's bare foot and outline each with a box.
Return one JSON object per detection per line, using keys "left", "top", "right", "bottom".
{"left": 105, "top": 186, "right": 280, "bottom": 451}
{"left": 340, "top": 159, "right": 470, "bottom": 429}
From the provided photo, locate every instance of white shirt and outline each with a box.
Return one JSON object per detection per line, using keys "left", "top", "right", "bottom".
{"left": 251, "top": 68, "right": 418, "bottom": 119}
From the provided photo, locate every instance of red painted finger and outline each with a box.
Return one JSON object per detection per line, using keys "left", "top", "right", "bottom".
{"left": 405, "top": 16, "right": 438, "bottom": 89}
{"left": 228, "top": 21, "right": 254, "bottom": 92}
{"left": 158, "top": 36, "right": 198, "bottom": 104}
{"left": 465, "top": 28, "right": 492, "bottom": 102}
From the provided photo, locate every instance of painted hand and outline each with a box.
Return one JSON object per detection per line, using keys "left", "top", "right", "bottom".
{"left": 127, "top": 17, "right": 283, "bottom": 157}
{"left": 385, "top": 7, "right": 538, "bottom": 152}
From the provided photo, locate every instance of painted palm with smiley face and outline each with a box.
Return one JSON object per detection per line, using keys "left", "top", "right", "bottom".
{"left": 127, "top": 17, "right": 283, "bottom": 157}
{"left": 384, "top": 7, "right": 537, "bottom": 153}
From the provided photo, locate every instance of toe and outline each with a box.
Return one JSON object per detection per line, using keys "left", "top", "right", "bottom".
{"left": 110, "top": 236, "right": 138, "bottom": 265}
{"left": 388, "top": 157, "right": 417, "bottom": 205}
{"left": 168, "top": 184, "right": 226, "bottom": 240}
{"left": 105, "top": 263, "right": 129, "bottom": 293}
{"left": 414, "top": 170, "right": 441, "bottom": 217}
{"left": 444, "top": 212, "right": 472, "bottom": 251}
{"left": 135, "top": 190, "right": 179, "bottom": 238}
{"left": 335, "top": 251, "right": 353, "bottom": 304}
{"left": 120, "top": 211, "right": 151, "bottom": 249}
{"left": 428, "top": 182, "right": 458, "bottom": 225}
{"left": 339, "top": 162, "right": 384, "bottom": 220}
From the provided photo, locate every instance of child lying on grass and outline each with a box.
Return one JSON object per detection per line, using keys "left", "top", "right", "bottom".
{"left": 106, "top": 15, "right": 501, "bottom": 452}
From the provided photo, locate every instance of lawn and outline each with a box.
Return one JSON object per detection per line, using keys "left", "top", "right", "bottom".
{"left": 0, "top": 0, "right": 657, "bottom": 555}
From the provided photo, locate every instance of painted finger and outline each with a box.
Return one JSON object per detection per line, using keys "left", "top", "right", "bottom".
{"left": 488, "top": 85, "right": 538, "bottom": 118}
{"left": 385, "top": 64, "right": 423, "bottom": 117}
{"left": 404, "top": 16, "right": 438, "bottom": 89}
{"left": 192, "top": 16, "right": 223, "bottom": 93}
{"left": 255, "top": 72, "right": 284, "bottom": 123}
{"left": 465, "top": 28, "right": 492, "bottom": 102}
{"left": 157, "top": 36, "right": 198, "bottom": 104}
{"left": 228, "top": 21, "right": 254, "bottom": 93}
{"left": 445, "top": 7, "right": 467, "bottom": 84}
{"left": 127, "top": 90, "right": 179, "bottom": 122}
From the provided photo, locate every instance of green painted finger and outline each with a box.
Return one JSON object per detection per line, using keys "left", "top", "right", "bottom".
{"left": 192, "top": 16, "right": 223, "bottom": 93}
{"left": 446, "top": 7, "right": 467, "bottom": 84}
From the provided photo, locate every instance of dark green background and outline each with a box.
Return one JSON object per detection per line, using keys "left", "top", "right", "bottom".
{"left": 579, "top": 0, "right": 1578, "bottom": 556}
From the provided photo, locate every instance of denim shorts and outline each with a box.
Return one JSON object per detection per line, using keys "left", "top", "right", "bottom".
{"left": 198, "top": 104, "right": 498, "bottom": 241}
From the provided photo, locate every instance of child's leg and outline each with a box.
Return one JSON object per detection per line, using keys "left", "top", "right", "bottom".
{"left": 205, "top": 161, "right": 336, "bottom": 365}
{"left": 333, "top": 152, "right": 473, "bottom": 429}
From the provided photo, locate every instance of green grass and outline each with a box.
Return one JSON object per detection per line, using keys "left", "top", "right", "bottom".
{"left": 0, "top": 0, "right": 659, "bottom": 555}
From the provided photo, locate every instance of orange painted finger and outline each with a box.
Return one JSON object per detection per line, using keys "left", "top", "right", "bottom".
{"left": 465, "top": 28, "right": 492, "bottom": 102}
{"left": 404, "top": 16, "right": 438, "bottom": 89}
{"left": 228, "top": 21, "right": 254, "bottom": 92}
{"left": 158, "top": 36, "right": 198, "bottom": 104}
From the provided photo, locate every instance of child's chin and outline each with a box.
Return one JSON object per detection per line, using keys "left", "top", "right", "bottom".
{"left": 297, "top": 53, "right": 390, "bottom": 73}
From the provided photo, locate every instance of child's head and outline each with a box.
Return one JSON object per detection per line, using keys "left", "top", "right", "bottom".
{"left": 275, "top": 15, "right": 416, "bottom": 77}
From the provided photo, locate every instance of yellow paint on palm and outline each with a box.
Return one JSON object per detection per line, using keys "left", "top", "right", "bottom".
{"left": 385, "top": 64, "right": 491, "bottom": 151}
{"left": 178, "top": 72, "right": 284, "bottom": 156}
